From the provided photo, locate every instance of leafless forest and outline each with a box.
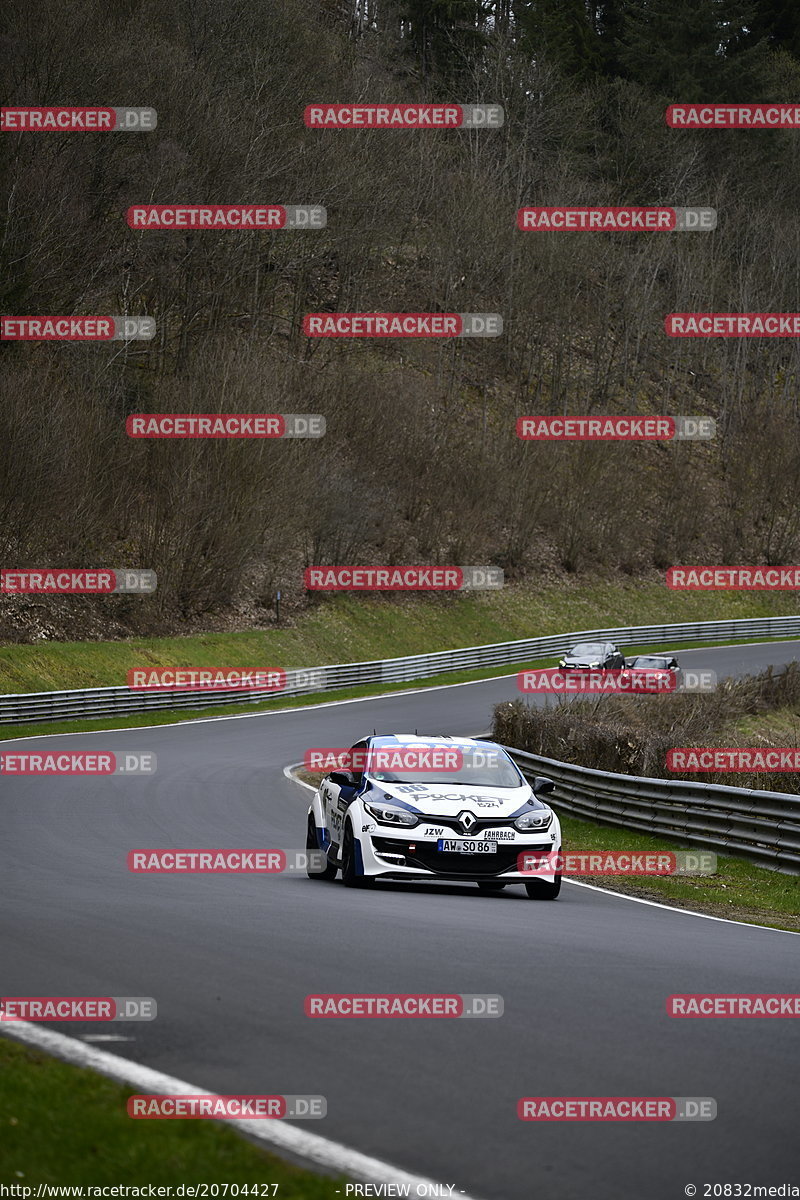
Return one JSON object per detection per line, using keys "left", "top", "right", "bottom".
{"left": 2, "top": 0, "right": 800, "bottom": 637}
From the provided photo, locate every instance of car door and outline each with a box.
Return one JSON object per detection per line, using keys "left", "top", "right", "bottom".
{"left": 321, "top": 739, "right": 368, "bottom": 853}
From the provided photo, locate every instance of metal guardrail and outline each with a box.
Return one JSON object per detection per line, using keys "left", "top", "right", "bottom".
{"left": 1, "top": 614, "right": 799, "bottom": 725}
{"left": 508, "top": 748, "right": 800, "bottom": 875}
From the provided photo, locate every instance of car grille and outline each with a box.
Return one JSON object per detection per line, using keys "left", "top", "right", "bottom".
{"left": 372, "top": 836, "right": 554, "bottom": 877}
{"left": 413, "top": 814, "right": 535, "bottom": 837}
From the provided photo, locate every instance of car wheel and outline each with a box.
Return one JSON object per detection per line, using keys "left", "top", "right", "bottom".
{"left": 341, "top": 821, "right": 373, "bottom": 889}
{"left": 306, "top": 815, "right": 338, "bottom": 880}
{"left": 476, "top": 881, "right": 507, "bottom": 892}
{"left": 524, "top": 875, "right": 561, "bottom": 900}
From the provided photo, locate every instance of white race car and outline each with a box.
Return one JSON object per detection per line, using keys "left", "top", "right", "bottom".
{"left": 306, "top": 734, "right": 562, "bottom": 898}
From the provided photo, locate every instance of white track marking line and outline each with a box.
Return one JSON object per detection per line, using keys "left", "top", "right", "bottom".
{"left": 561, "top": 878, "right": 799, "bottom": 934}
{"left": 5, "top": 638, "right": 796, "bottom": 744}
{"left": 283, "top": 765, "right": 799, "bottom": 936}
{"left": 285, "top": 764, "right": 317, "bottom": 791}
{"left": 1, "top": 1021, "right": 482, "bottom": 1196}
{"left": 80, "top": 1034, "right": 135, "bottom": 1042}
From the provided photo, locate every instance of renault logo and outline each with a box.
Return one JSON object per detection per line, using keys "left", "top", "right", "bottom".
{"left": 457, "top": 810, "right": 478, "bottom": 834}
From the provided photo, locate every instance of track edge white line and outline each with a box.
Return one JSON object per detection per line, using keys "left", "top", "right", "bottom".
{"left": 0, "top": 1021, "right": 483, "bottom": 1197}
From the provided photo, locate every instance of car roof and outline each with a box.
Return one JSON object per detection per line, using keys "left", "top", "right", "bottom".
{"left": 365, "top": 733, "right": 496, "bottom": 751}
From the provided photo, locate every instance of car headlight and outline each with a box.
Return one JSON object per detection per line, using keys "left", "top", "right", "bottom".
{"left": 514, "top": 808, "right": 553, "bottom": 832}
{"left": 363, "top": 801, "right": 419, "bottom": 827}
{"left": 590, "top": 661, "right": 601, "bottom": 668}
{"left": 558, "top": 659, "right": 566, "bottom": 668}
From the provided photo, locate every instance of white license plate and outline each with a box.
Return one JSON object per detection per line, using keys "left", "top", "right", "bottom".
{"left": 437, "top": 839, "right": 498, "bottom": 854}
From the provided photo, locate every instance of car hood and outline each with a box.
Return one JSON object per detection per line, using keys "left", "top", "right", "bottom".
{"left": 361, "top": 778, "right": 545, "bottom": 818}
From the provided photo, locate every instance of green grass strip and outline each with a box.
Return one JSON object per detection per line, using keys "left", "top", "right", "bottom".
{"left": 0, "top": 1038, "right": 340, "bottom": 1190}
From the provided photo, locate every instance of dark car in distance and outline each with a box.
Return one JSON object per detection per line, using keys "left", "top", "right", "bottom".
{"left": 558, "top": 641, "right": 625, "bottom": 671}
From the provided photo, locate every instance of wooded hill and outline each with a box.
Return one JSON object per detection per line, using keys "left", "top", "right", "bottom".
{"left": 2, "top": 0, "right": 800, "bottom": 638}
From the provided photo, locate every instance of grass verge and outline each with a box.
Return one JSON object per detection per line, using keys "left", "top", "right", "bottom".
{"left": 0, "top": 656, "right": 547, "bottom": 742}
{"left": 558, "top": 813, "right": 799, "bottom": 933}
{"left": 0, "top": 1037, "right": 339, "bottom": 1191}
{"left": 728, "top": 707, "right": 800, "bottom": 743}
{"left": 1, "top": 633, "right": 792, "bottom": 742}
{"left": 1, "top": 580, "right": 797, "bottom": 695}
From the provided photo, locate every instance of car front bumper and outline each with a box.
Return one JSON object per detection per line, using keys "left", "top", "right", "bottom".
{"left": 358, "top": 830, "right": 561, "bottom": 882}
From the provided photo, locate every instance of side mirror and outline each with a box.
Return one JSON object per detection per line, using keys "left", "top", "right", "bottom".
{"left": 532, "top": 776, "right": 555, "bottom": 796}
{"left": 329, "top": 770, "right": 355, "bottom": 787}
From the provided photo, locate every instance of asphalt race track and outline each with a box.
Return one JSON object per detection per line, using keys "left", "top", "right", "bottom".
{"left": 2, "top": 640, "right": 799, "bottom": 1200}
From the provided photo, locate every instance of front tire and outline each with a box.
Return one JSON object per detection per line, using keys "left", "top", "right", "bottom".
{"left": 341, "top": 821, "right": 373, "bottom": 889}
{"left": 306, "top": 815, "right": 338, "bottom": 880}
{"left": 524, "top": 875, "right": 561, "bottom": 900}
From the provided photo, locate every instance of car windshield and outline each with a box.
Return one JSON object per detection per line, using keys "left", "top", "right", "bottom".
{"left": 369, "top": 746, "right": 523, "bottom": 788}
{"left": 630, "top": 656, "right": 669, "bottom": 668}
{"left": 569, "top": 643, "right": 605, "bottom": 656}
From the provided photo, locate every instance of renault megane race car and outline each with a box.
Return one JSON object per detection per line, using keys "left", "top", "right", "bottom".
{"left": 305, "top": 734, "right": 562, "bottom": 898}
